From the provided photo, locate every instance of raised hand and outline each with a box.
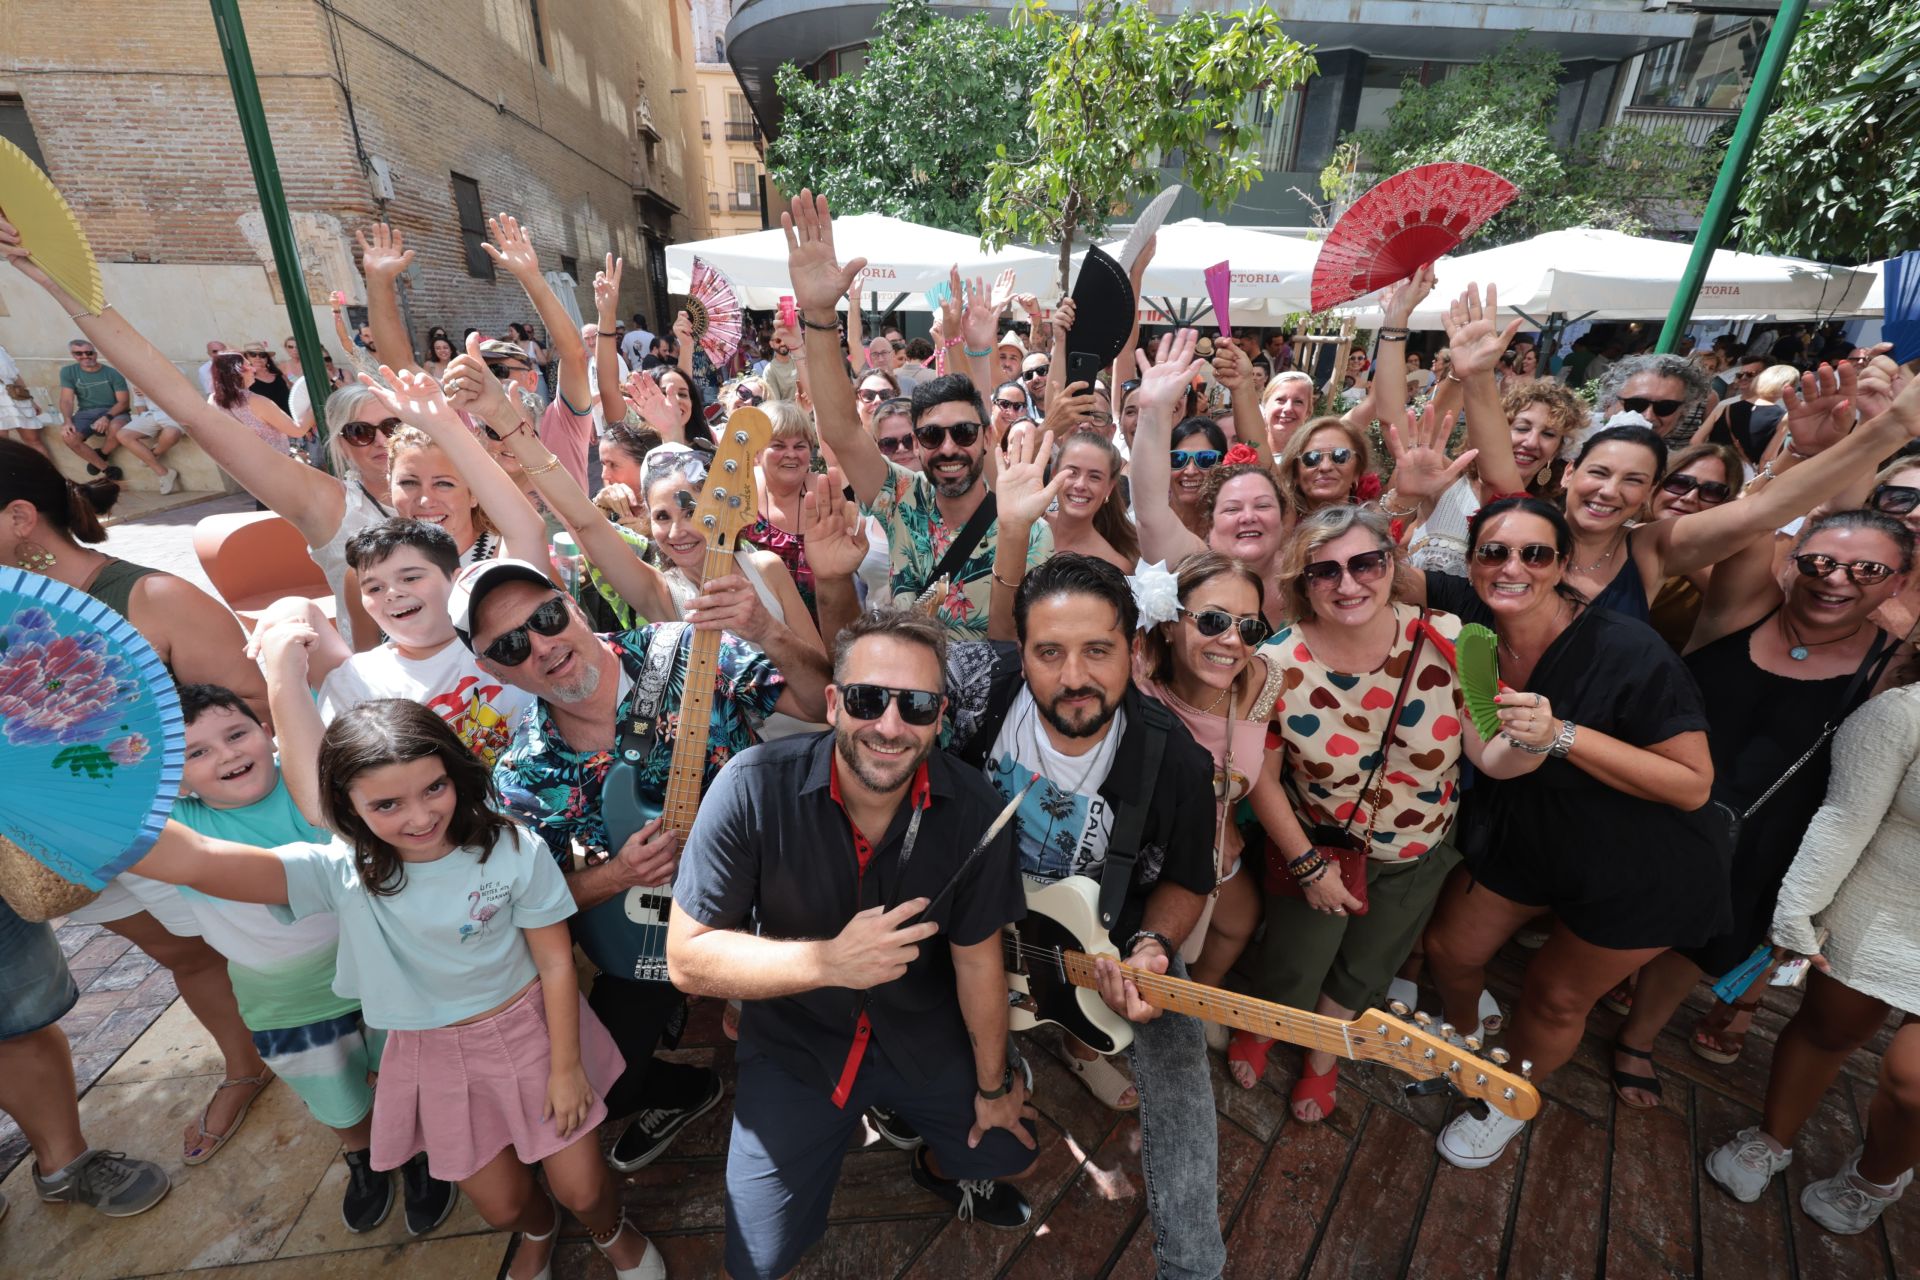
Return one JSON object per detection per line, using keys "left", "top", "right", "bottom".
{"left": 1133, "top": 330, "right": 1210, "bottom": 416}
{"left": 1380, "top": 262, "right": 1438, "bottom": 328}
{"left": 1212, "top": 339, "right": 1256, "bottom": 392}
{"left": 482, "top": 213, "right": 541, "bottom": 281}
{"left": 782, "top": 190, "right": 868, "bottom": 314}
{"left": 1384, "top": 404, "right": 1475, "bottom": 502}
{"left": 995, "top": 426, "right": 1064, "bottom": 527}
{"left": 1049, "top": 298, "right": 1078, "bottom": 348}
{"left": 441, "top": 332, "right": 515, "bottom": 424}
{"left": 961, "top": 272, "right": 998, "bottom": 352}
{"left": 799, "top": 471, "right": 869, "bottom": 579}
{"left": 937, "top": 266, "right": 965, "bottom": 352}
{"left": 989, "top": 267, "right": 1018, "bottom": 315}
{"left": 1041, "top": 381, "right": 1098, "bottom": 438}
{"left": 673, "top": 310, "right": 695, "bottom": 345}
{"left": 354, "top": 224, "right": 414, "bottom": 281}
{"left": 592, "top": 253, "right": 623, "bottom": 326}
{"left": 1442, "top": 283, "right": 1523, "bottom": 380}
{"left": 361, "top": 363, "right": 465, "bottom": 434}
{"left": 1781, "top": 362, "right": 1858, "bottom": 456}
{"left": 624, "top": 370, "right": 684, "bottom": 439}
{"left": 1849, "top": 344, "right": 1912, "bottom": 426}
{"left": 594, "top": 481, "right": 640, "bottom": 523}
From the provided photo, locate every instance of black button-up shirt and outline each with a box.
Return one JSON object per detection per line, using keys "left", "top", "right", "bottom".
{"left": 672, "top": 731, "right": 1025, "bottom": 1095}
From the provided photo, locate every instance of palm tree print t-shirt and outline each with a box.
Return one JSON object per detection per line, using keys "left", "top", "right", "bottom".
{"left": 986, "top": 687, "right": 1127, "bottom": 879}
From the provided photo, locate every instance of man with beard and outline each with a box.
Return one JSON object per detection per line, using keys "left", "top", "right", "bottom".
{"left": 785, "top": 191, "right": 1052, "bottom": 638}
{"left": 668, "top": 610, "right": 1038, "bottom": 1279}
{"left": 458, "top": 559, "right": 829, "bottom": 1177}
{"left": 949, "top": 553, "right": 1227, "bottom": 1280}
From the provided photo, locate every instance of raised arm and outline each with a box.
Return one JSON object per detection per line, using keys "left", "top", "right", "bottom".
{"left": 1129, "top": 331, "right": 1212, "bottom": 565}
{"left": 485, "top": 213, "right": 589, "bottom": 413}
{"left": 987, "top": 426, "right": 1064, "bottom": 642}
{"left": 783, "top": 191, "right": 887, "bottom": 502}
{"left": 956, "top": 269, "right": 1001, "bottom": 397}
{"left": 672, "top": 311, "right": 695, "bottom": 378}
{"left": 1341, "top": 265, "right": 1433, "bottom": 435}
{"left": 1214, "top": 340, "right": 1269, "bottom": 467}
{"left": 132, "top": 821, "right": 292, "bottom": 906}
{"left": 254, "top": 618, "right": 330, "bottom": 826}
{"left": 592, "top": 255, "right": 628, "bottom": 422}
{"left": 355, "top": 224, "right": 418, "bottom": 374}
{"left": 845, "top": 283, "right": 867, "bottom": 373}
{"left": 1441, "top": 284, "right": 1527, "bottom": 495}
{"left": 249, "top": 393, "right": 308, "bottom": 439}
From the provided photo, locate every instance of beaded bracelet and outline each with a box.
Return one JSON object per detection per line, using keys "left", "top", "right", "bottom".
{"left": 964, "top": 345, "right": 993, "bottom": 358}
{"left": 1378, "top": 327, "right": 1411, "bottom": 341}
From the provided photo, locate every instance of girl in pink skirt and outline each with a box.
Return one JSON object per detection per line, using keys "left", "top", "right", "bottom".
{"left": 135, "top": 698, "right": 665, "bottom": 1280}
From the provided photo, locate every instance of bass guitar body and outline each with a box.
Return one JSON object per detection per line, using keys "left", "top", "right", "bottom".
{"left": 1005, "top": 874, "right": 1133, "bottom": 1056}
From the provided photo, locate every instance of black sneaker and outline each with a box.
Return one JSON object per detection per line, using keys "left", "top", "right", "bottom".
{"left": 103, "top": 465, "right": 124, "bottom": 481}
{"left": 400, "top": 1151, "right": 456, "bottom": 1235}
{"left": 867, "top": 1105, "right": 923, "bottom": 1150}
{"left": 32, "top": 1148, "right": 170, "bottom": 1218}
{"left": 610, "top": 1069, "right": 726, "bottom": 1172}
{"left": 909, "top": 1146, "right": 1030, "bottom": 1229}
{"left": 340, "top": 1148, "right": 393, "bottom": 1233}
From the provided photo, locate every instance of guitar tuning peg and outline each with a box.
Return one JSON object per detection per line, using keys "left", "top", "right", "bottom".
{"left": 1474, "top": 1072, "right": 1487, "bottom": 1087}
{"left": 1439, "top": 1022, "right": 1456, "bottom": 1041}
{"left": 1388, "top": 999, "right": 1410, "bottom": 1017}
{"left": 1465, "top": 1035, "right": 1482, "bottom": 1052}
{"left": 1503, "top": 1087, "right": 1516, "bottom": 1101}
{"left": 1520, "top": 1058, "right": 1533, "bottom": 1079}
{"left": 1490, "top": 1048, "right": 1511, "bottom": 1065}
{"left": 1413, "top": 1011, "right": 1432, "bottom": 1027}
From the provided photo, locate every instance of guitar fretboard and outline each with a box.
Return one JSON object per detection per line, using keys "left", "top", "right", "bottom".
{"left": 663, "top": 541, "right": 737, "bottom": 838}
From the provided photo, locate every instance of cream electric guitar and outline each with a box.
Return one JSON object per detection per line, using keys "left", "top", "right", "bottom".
{"left": 1006, "top": 875, "right": 1541, "bottom": 1121}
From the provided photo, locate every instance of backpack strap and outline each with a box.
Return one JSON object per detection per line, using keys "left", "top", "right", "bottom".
{"left": 1098, "top": 697, "right": 1170, "bottom": 933}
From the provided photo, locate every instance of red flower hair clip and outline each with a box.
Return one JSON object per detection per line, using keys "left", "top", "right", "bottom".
{"left": 1353, "top": 472, "right": 1383, "bottom": 503}
{"left": 1222, "top": 443, "right": 1260, "bottom": 466}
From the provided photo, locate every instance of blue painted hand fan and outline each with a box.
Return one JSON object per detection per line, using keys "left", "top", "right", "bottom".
{"left": 0, "top": 568, "right": 185, "bottom": 901}
{"left": 1885, "top": 250, "right": 1920, "bottom": 367}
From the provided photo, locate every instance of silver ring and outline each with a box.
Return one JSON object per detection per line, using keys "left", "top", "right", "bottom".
{"left": 1333, "top": 907, "right": 1346, "bottom": 915}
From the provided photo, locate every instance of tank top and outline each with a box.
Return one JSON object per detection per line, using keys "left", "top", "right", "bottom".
{"left": 84, "top": 558, "right": 163, "bottom": 626}
{"left": 746, "top": 514, "right": 815, "bottom": 624}
{"left": 216, "top": 395, "right": 290, "bottom": 456}
{"left": 1140, "top": 662, "right": 1281, "bottom": 876}
{"left": 1587, "top": 529, "right": 1650, "bottom": 622}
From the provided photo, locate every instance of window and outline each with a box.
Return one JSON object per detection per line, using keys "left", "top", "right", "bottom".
{"left": 1633, "top": 15, "right": 1772, "bottom": 111}
{"left": 451, "top": 173, "right": 494, "bottom": 279}
{"left": 0, "top": 96, "right": 47, "bottom": 171}
{"left": 1238, "top": 88, "right": 1302, "bottom": 171}
{"left": 527, "top": 0, "right": 548, "bottom": 67}
{"left": 726, "top": 93, "right": 756, "bottom": 142}
{"left": 559, "top": 254, "right": 578, "bottom": 282}
{"left": 732, "top": 162, "right": 759, "bottom": 212}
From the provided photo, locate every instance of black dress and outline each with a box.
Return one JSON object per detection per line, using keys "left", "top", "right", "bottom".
{"left": 1678, "top": 615, "right": 1892, "bottom": 975}
{"left": 1453, "top": 605, "right": 1732, "bottom": 950}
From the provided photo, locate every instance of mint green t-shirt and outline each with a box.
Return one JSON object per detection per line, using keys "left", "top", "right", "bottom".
{"left": 58, "top": 361, "right": 128, "bottom": 411}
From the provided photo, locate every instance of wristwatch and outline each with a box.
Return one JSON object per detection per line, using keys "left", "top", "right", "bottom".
{"left": 1125, "top": 929, "right": 1175, "bottom": 962}
{"left": 1548, "top": 719, "right": 1579, "bottom": 759}
{"left": 977, "top": 1064, "right": 1014, "bottom": 1100}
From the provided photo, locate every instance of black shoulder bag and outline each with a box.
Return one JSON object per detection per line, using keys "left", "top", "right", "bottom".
{"left": 921, "top": 493, "right": 998, "bottom": 598}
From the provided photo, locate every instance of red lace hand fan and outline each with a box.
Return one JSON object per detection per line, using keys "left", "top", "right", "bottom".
{"left": 1311, "top": 163, "right": 1517, "bottom": 311}
{"left": 685, "top": 257, "right": 745, "bottom": 365}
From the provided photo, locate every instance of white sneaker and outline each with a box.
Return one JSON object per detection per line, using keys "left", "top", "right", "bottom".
{"left": 158, "top": 467, "right": 180, "bottom": 494}
{"left": 1436, "top": 1106, "right": 1526, "bottom": 1169}
{"left": 1705, "top": 1126, "right": 1793, "bottom": 1203}
{"left": 1800, "top": 1147, "right": 1911, "bottom": 1235}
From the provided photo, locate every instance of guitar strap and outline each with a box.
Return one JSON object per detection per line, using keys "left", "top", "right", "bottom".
{"left": 1097, "top": 700, "right": 1168, "bottom": 933}
{"left": 602, "top": 623, "right": 689, "bottom": 855}
{"left": 633, "top": 622, "right": 690, "bottom": 729}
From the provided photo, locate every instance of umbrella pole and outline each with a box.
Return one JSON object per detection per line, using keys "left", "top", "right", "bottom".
{"left": 1656, "top": 0, "right": 1809, "bottom": 354}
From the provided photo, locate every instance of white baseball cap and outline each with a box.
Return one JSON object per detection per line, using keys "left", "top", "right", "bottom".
{"left": 448, "top": 558, "right": 554, "bottom": 648}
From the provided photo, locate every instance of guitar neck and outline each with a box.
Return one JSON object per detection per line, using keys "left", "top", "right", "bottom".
{"left": 661, "top": 546, "right": 733, "bottom": 837}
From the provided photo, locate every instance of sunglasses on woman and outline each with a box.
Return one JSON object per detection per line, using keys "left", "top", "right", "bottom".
{"left": 1791, "top": 553, "right": 1896, "bottom": 586}
{"left": 339, "top": 416, "right": 402, "bottom": 447}
{"left": 856, "top": 387, "right": 888, "bottom": 403}
{"left": 734, "top": 389, "right": 765, "bottom": 406}
{"left": 1621, "top": 396, "right": 1684, "bottom": 418}
{"left": 1472, "top": 542, "right": 1560, "bottom": 568}
{"left": 913, "top": 421, "right": 982, "bottom": 449}
{"left": 1871, "top": 484, "right": 1920, "bottom": 516}
{"left": 992, "top": 397, "right": 1027, "bottom": 414}
{"left": 482, "top": 596, "right": 571, "bottom": 667}
{"left": 1301, "top": 448, "right": 1353, "bottom": 468}
{"left": 838, "top": 683, "right": 943, "bottom": 726}
{"left": 1181, "top": 607, "right": 1272, "bottom": 647}
{"left": 1301, "top": 549, "right": 1392, "bottom": 587}
{"left": 1170, "top": 449, "right": 1221, "bottom": 470}
{"left": 876, "top": 433, "right": 916, "bottom": 456}
{"left": 1660, "top": 473, "right": 1732, "bottom": 505}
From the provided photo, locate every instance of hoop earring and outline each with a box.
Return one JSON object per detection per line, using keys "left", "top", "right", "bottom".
{"left": 13, "top": 540, "right": 56, "bottom": 573}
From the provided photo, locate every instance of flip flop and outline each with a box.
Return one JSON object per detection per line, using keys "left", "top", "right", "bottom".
{"left": 1610, "top": 1039, "right": 1662, "bottom": 1110}
{"left": 1227, "top": 1030, "right": 1275, "bottom": 1091}
{"left": 1290, "top": 1056, "right": 1338, "bottom": 1124}
{"left": 1064, "top": 1051, "right": 1139, "bottom": 1112}
{"left": 183, "top": 1069, "right": 275, "bottom": 1166}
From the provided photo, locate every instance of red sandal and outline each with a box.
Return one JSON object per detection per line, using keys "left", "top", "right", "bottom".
{"left": 1227, "top": 1030, "right": 1274, "bottom": 1091}
{"left": 1290, "top": 1056, "right": 1338, "bottom": 1124}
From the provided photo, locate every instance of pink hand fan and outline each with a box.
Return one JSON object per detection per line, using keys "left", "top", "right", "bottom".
{"left": 1310, "top": 163, "right": 1518, "bottom": 311}
{"left": 685, "top": 257, "right": 745, "bottom": 365}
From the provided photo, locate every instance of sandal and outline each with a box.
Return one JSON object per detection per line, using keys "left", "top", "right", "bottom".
{"left": 510, "top": 1193, "right": 560, "bottom": 1280}
{"left": 591, "top": 1207, "right": 667, "bottom": 1280}
{"left": 1290, "top": 1056, "right": 1338, "bottom": 1124}
{"left": 1227, "top": 1030, "right": 1275, "bottom": 1091}
{"left": 1610, "top": 1039, "right": 1663, "bottom": 1110}
{"left": 1601, "top": 976, "right": 1637, "bottom": 1017}
{"left": 1692, "top": 995, "right": 1762, "bottom": 1065}
{"left": 182, "top": 1068, "right": 275, "bottom": 1166}
{"left": 1064, "top": 1050, "right": 1139, "bottom": 1112}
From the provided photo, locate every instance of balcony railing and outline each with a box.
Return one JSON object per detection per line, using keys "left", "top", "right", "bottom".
{"left": 1616, "top": 105, "right": 1736, "bottom": 151}
{"left": 725, "top": 121, "right": 758, "bottom": 142}
{"left": 702, "top": 121, "right": 711, "bottom": 140}
{"left": 708, "top": 191, "right": 721, "bottom": 213}
{"left": 731, "top": 191, "right": 759, "bottom": 213}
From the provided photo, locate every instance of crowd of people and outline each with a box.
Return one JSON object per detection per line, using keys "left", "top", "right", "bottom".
{"left": 1, "top": 188, "right": 1917, "bottom": 1279}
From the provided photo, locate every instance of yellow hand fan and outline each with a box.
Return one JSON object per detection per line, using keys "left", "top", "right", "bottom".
{"left": 0, "top": 137, "right": 104, "bottom": 316}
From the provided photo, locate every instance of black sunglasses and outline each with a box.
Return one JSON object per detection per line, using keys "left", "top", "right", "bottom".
{"left": 734, "top": 388, "right": 765, "bottom": 406}
{"left": 1180, "top": 607, "right": 1271, "bottom": 647}
{"left": 856, "top": 387, "right": 889, "bottom": 403}
{"left": 992, "top": 397, "right": 1027, "bottom": 413}
{"left": 1791, "top": 553, "right": 1896, "bottom": 586}
{"left": 1302, "top": 549, "right": 1392, "bottom": 586}
{"left": 876, "top": 434, "right": 917, "bottom": 455}
{"left": 1871, "top": 484, "right": 1920, "bottom": 516}
{"left": 486, "top": 361, "right": 532, "bottom": 379}
{"left": 481, "top": 596, "right": 570, "bottom": 667}
{"left": 1170, "top": 449, "right": 1222, "bottom": 470}
{"left": 913, "top": 421, "right": 982, "bottom": 449}
{"left": 1301, "top": 448, "right": 1353, "bottom": 468}
{"left": 1621, "top": 396, "right": 1684, "bottom": 418}
{"left": 839, "top": 683, "right": 943, "bottom": 726}
{"left": 1472, "top": 542, "right": 1560, "bottom": 568}
{"left": 1661, "top": 473, "right": 1732, "bottom": 505}
{"left": 1021, "top": 365, "right": 1049, "bottom": 380}
{"left": 339, "top": 416, "right": 402, "bottom": 447}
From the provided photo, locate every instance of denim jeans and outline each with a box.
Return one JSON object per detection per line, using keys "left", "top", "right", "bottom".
{"left": 1126, "top": 956, "right": 1225, "bottom": 1280}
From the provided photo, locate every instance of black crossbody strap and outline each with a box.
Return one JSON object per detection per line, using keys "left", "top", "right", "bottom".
{"left": 1098, "top": 703, "right": 1168, "bottom": 931}
{"left": 923, "top": 493, "right": 997, "bottom": 597}
{"left": 1743, "top": 629, "right": 1897, "bottom": 822}
{"left": 1339, "top": 610, "right": 1429, "bottom": 841}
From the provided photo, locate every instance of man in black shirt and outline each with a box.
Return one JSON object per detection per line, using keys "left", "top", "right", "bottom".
{"left": 670, "top": 610, "right": 1038, "bottom": 1280}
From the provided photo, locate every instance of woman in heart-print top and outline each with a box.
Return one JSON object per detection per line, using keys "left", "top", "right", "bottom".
{"left": 1226, "top": 506, "right": 1547, "bottom": 1124}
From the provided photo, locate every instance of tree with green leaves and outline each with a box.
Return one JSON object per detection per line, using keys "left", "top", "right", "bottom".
{"left": 1732, "top": 0, "right": 1920, "bottom": 265}
{"left": 1321, "top": 37, "right": 1721, "bottom": 246}
{"left": 762, "top": 0, "right": 1052, "bottom": 234}
{"left": 979, "top": 0, "right": 1317, "bottom": 290}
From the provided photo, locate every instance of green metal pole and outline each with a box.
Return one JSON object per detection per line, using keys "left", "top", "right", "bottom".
{"left": 208, "top": 0, "right": 333, "bottom": 466}
{"left": 1657, "top": 0, "right": 1809, "bottom": 353}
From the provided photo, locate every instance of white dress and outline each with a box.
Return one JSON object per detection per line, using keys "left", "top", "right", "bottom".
{"left": 1771, "top": 684, "right": 1920, "bottom": 1015}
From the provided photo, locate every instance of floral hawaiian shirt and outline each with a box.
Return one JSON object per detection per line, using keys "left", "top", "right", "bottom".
{"left": 863, "top": 459, "right": 1052, "bottom": 639}
{"left": 493, "top": 626, "right": 784, "bottom": 866}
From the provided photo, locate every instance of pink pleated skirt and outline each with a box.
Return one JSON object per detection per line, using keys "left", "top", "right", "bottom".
{"left": 370, "top": 982, "right": 626, "bottom": 1181}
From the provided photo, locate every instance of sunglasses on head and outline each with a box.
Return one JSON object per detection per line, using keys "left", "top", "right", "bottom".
{"left": 734, "top": 388, "right": 764, "bottom": 406}
{"left": 1791, "top": 553, "right": 1896, "bottom": 587}
{"left": 1121, "top": 379, "right": 1141, "bottom": 394}
{"left": 1301, "top": 548, "right": 1392, "bottom": 587}
{"left": 1181, "top": 607, "right": 1272, "bottom": 647}
{"left": 1301, "top": 448, "right": 1353, "bottom": 469}
{"left": 1871, "top": 484, "right": 1920, "bottom": 516}
{"left": 838, "top": 683, "right": 943, "bottom": 726}
{"left": 1472, "top": 541, "right": 1560, "bottom": 568}
{"left": 1621, "top": 396, "right": 1684, "bottom": 418}
{"left": 1170, "top": 449, "right": 1221, "bottom": 470}
{"left": 913, "top": 421, "right": 982, "bottom": 450}
{"left": 876, "top": 434, "right": 916, "bottom": 455}
{"left": 1021, "top": 365, "right": 1049, "bottom": 380}
{"left": 1660, "top": 473, "right": 1732, "bottom": 505}
{"left": 486, "top": 361, "right": 531, "bottom": 380}
{"left": 481, "top": 596, "right": 571, "bottom": 667}
{"left": 339, "top": 416, "right": 402, "bottom": 447}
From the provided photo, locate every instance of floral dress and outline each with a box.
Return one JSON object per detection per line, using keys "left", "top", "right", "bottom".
{"left": 1260, "top": 603, "right": 1466, "bottom": 863}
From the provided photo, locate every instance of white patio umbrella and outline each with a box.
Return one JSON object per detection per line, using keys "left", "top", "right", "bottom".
{"left": 1085, "top": 218, "right": 1322, "bottom": 327}
{"left": 665, "top": 214, "right": 1057, "bottom": 313}
{"left": 1337, "top": 228, "right": 1874, "bottom": 328}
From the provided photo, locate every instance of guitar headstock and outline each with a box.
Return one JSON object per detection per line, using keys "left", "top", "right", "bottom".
{"left": 1349, "top": 1004, "right": 1541, "bottom": 1121}
{"left": 691, "top": 407, "right": 773, "bottom": 579}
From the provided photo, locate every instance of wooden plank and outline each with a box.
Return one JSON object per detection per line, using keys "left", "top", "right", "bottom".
{"left": 1305, "top": 1106, "right": 1434, "bottom": 1280}
{"left": 1604, "top": 1079, "right": 1696, "bottom": 1279}
{"left": 902, "top": 1116, "right": 1081, "bottom": 1280}
{"left": 1407, "top": 1115, "right": 1520, "bottom": 1280}
{"left": 1695, "top": 1089, "right": 1796, "bottom": 1280}
{"left": 793, "top": 1217, "right": 943, "bottom": 1278}
{"left": 1224, "top": 1114, "right": 1353, "bottom": 1279}
{"left": 1504, "top": 1101, "right": 1607, "bottom": 1280}
{"left": 1003, "top": 1118, "right": 1145, "bottom": 1280}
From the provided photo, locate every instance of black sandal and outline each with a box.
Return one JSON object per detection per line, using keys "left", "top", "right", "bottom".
{"left": 1610, "top": 1038, "right": 1662, "bottom": 1110}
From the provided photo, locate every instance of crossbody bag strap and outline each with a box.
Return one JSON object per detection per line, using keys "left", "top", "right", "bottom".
{"left": 1742, "top": 629, "right": 1898, "bottom": 822}
{"left": 1098, "top": 707, "right": 1168, "bottom": 932}
{"left": 923, "top": 492, "right": 998, "bottom": 597}
{"left": 1341, "top": 610, "right": 1429, "bottom": 842}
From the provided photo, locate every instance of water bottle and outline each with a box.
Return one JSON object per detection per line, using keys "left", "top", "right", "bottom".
{"left": 550, "top": 530, "right": 580, "bottom": 595}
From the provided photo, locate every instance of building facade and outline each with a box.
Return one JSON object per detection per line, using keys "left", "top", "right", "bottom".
{"left": 690, "top": 0, "right": 768, "bottom": 239}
